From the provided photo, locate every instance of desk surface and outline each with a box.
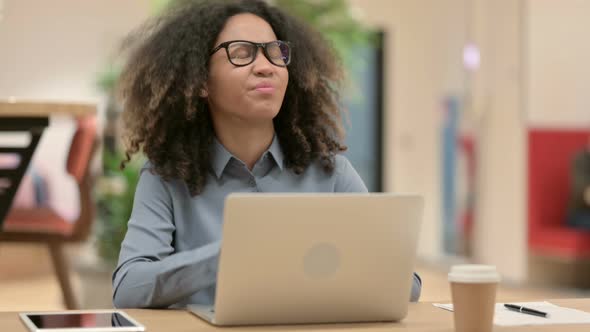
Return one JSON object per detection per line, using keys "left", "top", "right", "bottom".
{"left": 1, "top": 299, "right": 589, "bottom": 332}
{"left": 0, "top": 100, "right": 96, "bottom": 117}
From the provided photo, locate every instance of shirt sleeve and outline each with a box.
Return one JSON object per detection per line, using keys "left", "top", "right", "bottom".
{"left": 334, "top": 155, "right": 369, "bottom": 193}
{"left": 112, "top": 167, "right": 220, "bottom": 308}
{"left": 334, "top": 155, "right": 423, "bottom": 302}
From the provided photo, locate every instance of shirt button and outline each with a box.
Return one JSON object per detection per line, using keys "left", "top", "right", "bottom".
{"left": 249, "top": 178, "right": 256, "bottom": 186}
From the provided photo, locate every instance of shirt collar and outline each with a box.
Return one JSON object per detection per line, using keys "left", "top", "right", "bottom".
{"left": 211, "top": 135, "right": 284, "bottom": 179}
{"left": 267, "top": 135, "right": 284, "bottom": 172}
{"left": 211, "top": 138, "right": 233, "bottom": 179}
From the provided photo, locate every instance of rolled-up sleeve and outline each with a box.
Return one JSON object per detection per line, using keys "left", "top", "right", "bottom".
{"left": 112, "top": 168, "right": 220, "bottom": 308}
{"left": 334, "top": 155, "right": 423, "bottom": 302}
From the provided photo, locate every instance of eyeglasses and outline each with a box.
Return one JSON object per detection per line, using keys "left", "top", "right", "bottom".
{"left": 210, "top": 40, "right": 291, "bottom": 67}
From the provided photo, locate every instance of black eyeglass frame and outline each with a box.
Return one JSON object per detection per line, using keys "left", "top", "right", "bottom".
{"left": 210, "top": 40, "right": 292, "bottom": 67}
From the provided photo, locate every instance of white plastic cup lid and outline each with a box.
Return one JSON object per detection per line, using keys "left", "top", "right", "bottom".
{"left": 448, "top": 264, "right": 501, "bottom": 283}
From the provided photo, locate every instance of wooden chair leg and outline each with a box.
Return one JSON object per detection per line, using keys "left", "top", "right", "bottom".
{"left": 48, "top": 243, "right": 78, "bottom": 309}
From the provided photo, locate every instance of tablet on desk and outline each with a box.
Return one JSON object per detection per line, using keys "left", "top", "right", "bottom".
{"left": 19, "top": 310, "right": 145, "bottom": 332}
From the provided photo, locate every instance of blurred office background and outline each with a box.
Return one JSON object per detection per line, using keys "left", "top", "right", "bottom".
{"left": 1, "top": 0, "right": 590, "bottom": 310}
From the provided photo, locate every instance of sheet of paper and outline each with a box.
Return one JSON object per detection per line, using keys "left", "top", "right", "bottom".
{"left": 432, "top": 301, "right": 590, "bottom": 326}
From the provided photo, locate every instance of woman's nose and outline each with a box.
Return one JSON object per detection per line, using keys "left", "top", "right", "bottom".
{"left": 252, "top": 51, "right": 274, "bottom": 76}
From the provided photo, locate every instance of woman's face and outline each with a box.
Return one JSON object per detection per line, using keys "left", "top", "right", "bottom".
{"left": 205, "top": 13, "right": 289, "bottom": 124}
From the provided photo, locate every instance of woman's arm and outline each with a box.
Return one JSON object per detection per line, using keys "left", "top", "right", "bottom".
{"left": 112, "top": 167, "right": 219, "bottom": 308}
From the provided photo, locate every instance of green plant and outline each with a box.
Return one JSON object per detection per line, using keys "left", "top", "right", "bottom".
{"left": 96, "top": 65, "right": 122, "bottom": 95}
{"left": 95, "top": 150, "right": 143, "bottom": 265}
{"left": 272, "top": 0, "right": 374, "bottom": 70}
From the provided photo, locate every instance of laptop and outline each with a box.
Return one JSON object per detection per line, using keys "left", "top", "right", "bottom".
{"left": 188, "top": 193, "right": 423, "bottom": 326}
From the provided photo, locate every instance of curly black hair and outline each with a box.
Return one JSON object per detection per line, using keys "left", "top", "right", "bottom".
{"left": 118, "top": 0, "right": 347, "bottom": 195}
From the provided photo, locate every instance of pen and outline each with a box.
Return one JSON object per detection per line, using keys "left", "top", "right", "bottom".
{"left": 504, "top": 304, "right": 548, "bottom": 318}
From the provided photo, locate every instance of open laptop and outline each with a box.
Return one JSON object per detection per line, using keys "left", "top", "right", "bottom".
{"left": 188, "top": 193, "right": 423, "bottom": 326}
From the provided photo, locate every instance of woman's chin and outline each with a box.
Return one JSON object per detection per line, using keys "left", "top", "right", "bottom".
{"left": 243, "top": 107, "right": 281, "bottom": 122}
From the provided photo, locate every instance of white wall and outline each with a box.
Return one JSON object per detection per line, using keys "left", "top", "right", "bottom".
{"left": 0, "top": 0, "right": 149, "bottom": 219}
{"left": 526, "top": 0, "right": 590, "bottom": 127}
{"left": 469, "top": 0, "right": 527, "bottom": 281}
{"left": 0, "top": 0, "right": 149, "bottom": 100}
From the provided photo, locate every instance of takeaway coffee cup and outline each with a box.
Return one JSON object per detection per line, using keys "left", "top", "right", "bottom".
{"left": 448, "top": 265, "right": 501, "bottom": 332}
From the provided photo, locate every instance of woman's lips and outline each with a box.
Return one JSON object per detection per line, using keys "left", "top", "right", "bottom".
{"left": 254, "top": 82, "right": 275, "bottom": 93}
{"left": 255, "top": 87, "right": 275, "bottom": 93}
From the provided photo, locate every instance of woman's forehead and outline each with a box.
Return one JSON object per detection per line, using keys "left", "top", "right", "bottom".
{"left": 215, "top": 13, "right": 277, "bottom": 44}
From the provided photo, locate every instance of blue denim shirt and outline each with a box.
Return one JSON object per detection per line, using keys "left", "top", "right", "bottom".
{"left": 112, "top": 136, "right": 422, "bottom": 308}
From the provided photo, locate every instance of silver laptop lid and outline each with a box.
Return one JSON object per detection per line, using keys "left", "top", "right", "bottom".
{"left": 213, "top": 193, "right": 423, "bottom": 325}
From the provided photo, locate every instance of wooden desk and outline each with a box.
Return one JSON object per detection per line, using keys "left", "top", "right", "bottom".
{"left": 0, "top": 100, "right": 96, "bottom": 227}
{"left": 1, "top": 299, "right": 589, "bottom": 331}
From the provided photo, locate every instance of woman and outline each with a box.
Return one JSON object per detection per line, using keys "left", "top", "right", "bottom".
{"left": 112, "top": 0, "right": 422, "bottom": 308}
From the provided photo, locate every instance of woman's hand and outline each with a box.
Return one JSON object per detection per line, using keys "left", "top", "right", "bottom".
{"left": 584, "top": 186, "right": 590, "bottom": 206}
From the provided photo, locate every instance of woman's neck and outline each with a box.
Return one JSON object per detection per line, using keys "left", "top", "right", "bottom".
{"left": 213, "top": 120, "right": 275, "bottom": 170}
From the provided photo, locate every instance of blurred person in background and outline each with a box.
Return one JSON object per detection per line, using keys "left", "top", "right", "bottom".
{"left": 567, "top": 137, "right": 590, "bottom": 229}
{"left": 111, "top": 0, "right": 422, "bottom": 309}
